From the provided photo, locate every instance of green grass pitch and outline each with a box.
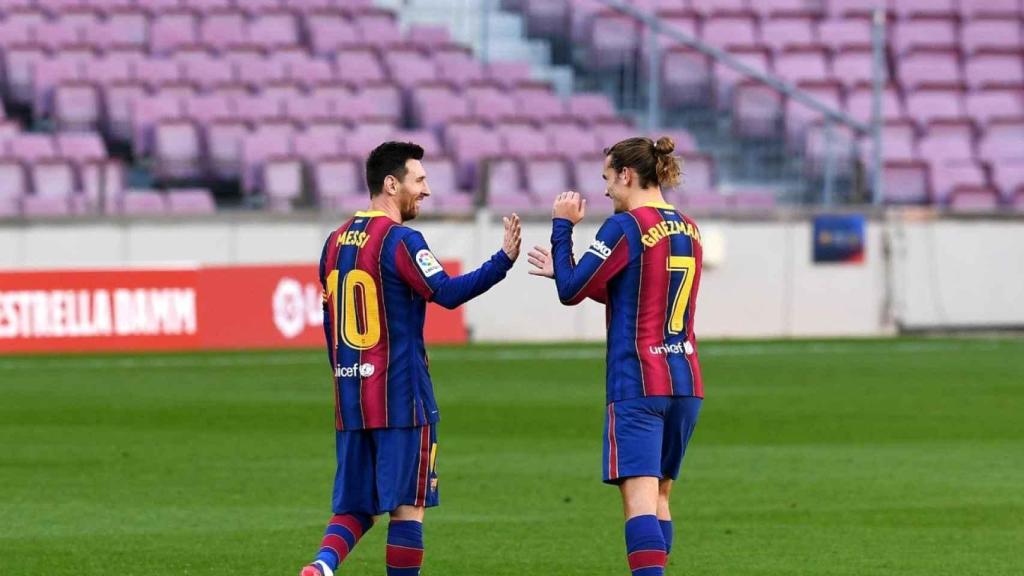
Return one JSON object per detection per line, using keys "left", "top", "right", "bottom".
{"left": 1, "top": 339, "right": 1022, "bottom": 575}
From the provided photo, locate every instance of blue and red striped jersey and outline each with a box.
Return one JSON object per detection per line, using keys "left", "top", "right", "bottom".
{"left": 319, "top": 211, "right": 514, "bottom": 430}
{"left": 551, "top": 203, "right": 704, "bottom": 403}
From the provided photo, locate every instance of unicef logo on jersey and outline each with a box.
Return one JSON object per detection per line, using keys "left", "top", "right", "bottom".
{"left": 649, "top": 341, "right": 695, "bottom": 356}
{"left": 335, "top": 362, "right": 376, "bottom": 378}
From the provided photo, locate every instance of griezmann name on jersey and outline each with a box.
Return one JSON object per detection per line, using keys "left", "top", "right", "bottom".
{"left": 319, "top": 211, "right": 513, "bottom": 431}
{"left": 551, "top": 203, "right": 704, "bottom": 404}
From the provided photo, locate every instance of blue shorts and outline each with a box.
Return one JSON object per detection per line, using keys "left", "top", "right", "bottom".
{"left": 603, "top": 396, "right": 701, "bottom": 484}
{"left": 332, "top": 424, "right": 439, "bottom": 516}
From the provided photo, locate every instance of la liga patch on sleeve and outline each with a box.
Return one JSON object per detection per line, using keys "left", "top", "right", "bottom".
{"left": 415, "top": 249, "right": 444, "bottom": 277}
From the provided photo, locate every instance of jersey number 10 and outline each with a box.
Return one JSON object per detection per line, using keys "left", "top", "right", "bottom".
{"left": 667, "top": 256, "right": 696, "bottom": 335}
{"left": 326, "top": 270, "right": 382, "bottom": 350}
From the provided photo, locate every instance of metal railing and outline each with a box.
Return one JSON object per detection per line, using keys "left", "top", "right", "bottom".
{"left": 582, "top": 0, "right": 888, "bottom": 205}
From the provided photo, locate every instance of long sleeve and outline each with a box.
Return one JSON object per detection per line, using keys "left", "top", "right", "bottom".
{"left": 551, "top": 217, "right": 630, "bottom": 306}
{"left": 394, "top": 230, "right": 514, "bottom": 309}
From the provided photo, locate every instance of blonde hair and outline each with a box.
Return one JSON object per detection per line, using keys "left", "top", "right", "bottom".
{"left": 604, "top": 136, "right": 681, "bottom": 189}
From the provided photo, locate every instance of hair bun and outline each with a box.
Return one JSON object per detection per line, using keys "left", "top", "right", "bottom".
{"left": 654, "top": 136, "right": 675, "bottom": 156}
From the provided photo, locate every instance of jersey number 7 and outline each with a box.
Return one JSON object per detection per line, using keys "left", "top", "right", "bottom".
{"left": 667, "top": 256, "right": 696, "bottom": 335}
{"left": 326, "top": 270, "right": 382, "bottom": 350}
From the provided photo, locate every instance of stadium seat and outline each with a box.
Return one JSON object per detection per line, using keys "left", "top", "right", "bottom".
{"left": 965, "top": 90, "right": 1024, "bottom": 129}
{"left": 154, "top": 119, "right": 203, "bottom": 182}
{"left": 166, "top": 187, "right": 216, "bottom": 215}
{"left": 978, "top": 119, "right": 1024, "bottom": 163}
{"left": 759, "top": 17, "right": 817, "bottom": 53}
{"left": 991, "top": 161, "right": 1024, "bottom": 201}
{"left": 773, "top": 47, "right": 829, "bottom": 85}
{"left": 958, "top": 0, "right": 1021, "bottom": 18}
{"left": 0, "top": 160, "right": 28, "bottom": 217}
{"left": 882, "top": 160, "right": 930, "bottom": 204}
{"left": 948, "top": 186, "right": 1000, "bottom": 211}
{"left": 150, "top": 10, "right": 199, "bottom": 55}
{"left": 199, "top": 9, "right": 246, "bottom": 51}
{"left": 965, "top": 51, "right": 1024, "bottom": 91}
{"left": 905, "top": 87, "right": 966, "bottom": 130}
{"left": 961, "top": 18, "right": 1023, "bottom": 56}
{"left": 312, "top": 156, "right": 362, "bottom": 211}
{"left": 930, "top": 160, "right": 990, "bottom": 205}
{"left": 918, "top": 120, "right": 976, "bottom": 165}
{"left": 898, "top": 48, "right": 962, "bottom": 91}
{"left": 118, "top": 189, "right": 167, "bottom": 216}
{"left": 57, "top": 132, "right": 107, "bottom": 168}
{"left": 893, "top": 17, "right": 958, "bottom": 55}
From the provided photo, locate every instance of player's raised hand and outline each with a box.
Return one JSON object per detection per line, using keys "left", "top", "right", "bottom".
{"left": 502, "top": 213, "right": 521, "bottom": 261}
{"left": 527, "top": 245, "right": 554, "bottom": 278}
{"left": 552, "top": 191, "right": 586, "bottom": 224}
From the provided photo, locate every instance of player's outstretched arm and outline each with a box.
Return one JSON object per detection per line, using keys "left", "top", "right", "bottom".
{"left": 549, "top": 192, "right": 628, "bottom": 305}
{"left": 395, "top": 215, "right": 521, "bottom": 310}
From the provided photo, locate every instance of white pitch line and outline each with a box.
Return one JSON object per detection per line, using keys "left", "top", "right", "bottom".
{"left": 0, "top": 340, "right": 1012, "bottom": 372}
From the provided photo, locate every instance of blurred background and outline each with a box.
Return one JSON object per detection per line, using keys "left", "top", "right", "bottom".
{"left": 1, "top": 0, "right": 1022, "bottom": 349}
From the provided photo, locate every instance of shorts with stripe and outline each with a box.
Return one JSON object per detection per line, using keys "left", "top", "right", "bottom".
{"left": 332, "top": 424, "right": 439, "bottom": 515}
{"left": 603, "top": 396, "right": 701, "bottom": 484}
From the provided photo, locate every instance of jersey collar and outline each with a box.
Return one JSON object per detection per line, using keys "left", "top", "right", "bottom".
{"left": 354, "top": 210, "right": 388, "bottom": 218}
{"left": 642, "top": 202, "right": 675, "bottom": 210}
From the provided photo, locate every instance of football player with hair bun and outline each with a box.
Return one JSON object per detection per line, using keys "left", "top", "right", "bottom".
{"left": 529, "top": 136, "right": 704, "bottom": 576}
{"left": 301, "top": 141, "right": 521, "bottom": 576}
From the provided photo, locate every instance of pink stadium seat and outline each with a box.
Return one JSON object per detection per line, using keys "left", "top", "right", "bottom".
{"left": 306, "top": 11, "right": 358, "bottom": 57}
{"left": 135, "top": 57, "right": 183, "bottom": 89}
{"left": 588, "top": 10, "right": 640, "bottom": 69}
{"left": 131, "top": 92, "right": 183, "bottom": 157}
{"left": 435, "top": 51, "right": 486, "bottom": 89}
{"left": 714, "top": 46, "right": 772, "bottom": 109}
{"left": 898, "top": 48, "right": 962, "bottom": 91}
{"left": 292, "top": 124, "right": 345, "bottom": 162}
{"left": 467, "top": 85, "right": 518, "bottom": 124}
{"left": 0, "top": 160, "right": 28, "bottom": 217}
{"left": 691, "top": 0, "right": 750, "bottom": 17}
{"left": 103, "top": 81, "right": 148, "bottom": 143}
{"left": 166, "top": 188, "right": 216, "bottom": 215}
{"left": 571, "top": 155, "right": 606, "bottom": 195}
{"left": 446, "top": 122, "right": 502, "bottom": 190}
{"left": 875, "top": 120, "right": 918, "bottom": 162}
{"left": 991, "top": 161, "right": 1024, "bottom": 201}
{"left": 546, "top": 124, "right": 602, "bottom": 159}
{"left": 234, "top": 93, "right": 284, "bottom": 124}
{"left": 354, "top": 12, "right": 402, "bottom": 50}
{"left": 247, "top": 10, "right": 300, "bottom": 50}
{"left": 9, "top": 134, "right": 58, "bottom": 163}
{"left": 882, "top": 160, "right": 930, "bottom": 204}
{"left": 57, "top": 132, "right": 106, "bottom": 167}
{"left": 282, "top": 57, "right": 335, "bottom": 89}
{"left": 150, "top": 10, "right": 199, "bottom": 55}
{"left": 484, "top": 61, "right": 533, "bottom": 90}
{"left": 702, "top": 15, "right": 758, "bottom": 49}
{"left": 79, "top": 160, "right": 125, "bottom": 213}
{"left": 514, "top": 88, "right": 569, "bottom": 125}
{"left": 204, "top": 119, "right": 249, "bottom": 180}
{"left": 263, "top": 157, "right": 304, "bottom": 211}
{"left": 759, "top": 17, "right": 817, "bottom": 53}
{"left": 313, "top": 156, "right": 362, "bottom": 211}
{"left": 102, "top": 8, "right": 150, "bottom": 49}
{"left": 929, "top": 160, "right": 990, "bottom": 204}
{"left": 750, "top": 0, "right": 821, "bottom": 18}
{"left": 661, "top": 47, "right": 712, "bottom": 107}
{"left": 500, "top": 123, "right": 552, "bottom": 158}
{"left": 118, "top": 189, "right": 167, "bottom": 216}
{"left": 846, "top": 85, "right": 905, "bottom": 124}
{"left": 568, "top": 93, "right": 620, "bottom": 125}
{"left": 34, "top": 19, "right": 86, "bottom": 51}
{"left": 242, "top": 125, "right": 294, "bottom": 194}
{"left": 32, "top": 56, "right": 85, "bottom": 119}
{"left": 961, "top": 18, "right": 1023, "bottom": 56}
{"left": 180, "top": 53, "right": 235, "bottom": 89}
{"left": 384, "top": 49, "right": 440, "bottom": 90}
{"left": 733, "top": 81, "right": 783, "bottom": 138}
{"left": 183, "top": 91, "right": 233, "bottom": 125}
{"left": 948, "top": 186, "right": 1000, "bottom": 212}
{"left": 894, "top": 0, "right": 956, "bottom": 20}
{"left": 83, "top": 56, "right": 133, "bottom": 86}
{"left": 978, "top": 119, "right": 1024, "bottom": 163}
{"left": 917, "top": 120, "right": 976, "bottom": 164}
{"left": 773, "top": 46, "right": 829, "bottom": 85}
{"left": 958, "top": 0, "right": 1021, "bottom": 18}
{"left": 53, "top": 82, "right": 101, "bottom": 131}
{"left": 784, "top": 80, "right": 843, "bottom": 147}
{"left": 486, "top": 159, "right": 534, "bottom": 212}
{"left": 183, "top": 0, "right": 233, "bottom": 13}
{"left": 29, "top": 159, "right": 77, "bottom": 198}
{"left": 524, "top": 158, "right": 570, "bottom": 197}
{"left": 199, "top": 10, "right": 246, "bottom": 51}
{"left": 154, "top": 119, "right": 203, "bottom": 182}
{"left": 965, "top": 51, "right": 1024, "bottom": 91}
{"left": 893, "top": 17, "right": 958, "bottom": 55}
{"left": 412, "top": 85, "right": 470, "bottom": 131}
{"left": 905, "top": 86, "right": 966, "bottom": 129}
{"left": 680, "top": 152, "right": 716, "bottom": 194}
{"left": 336, "top": 48, "right": 387, "bottom": 84}
{"left": 965, "top": 90, "right": 1024, "bottom": 129}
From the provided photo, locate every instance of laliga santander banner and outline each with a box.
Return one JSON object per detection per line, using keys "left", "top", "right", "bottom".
{"left": 0, "top": 263, "right": 468, "bottom": 354}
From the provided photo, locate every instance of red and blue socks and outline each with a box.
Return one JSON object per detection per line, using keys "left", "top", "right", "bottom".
{"left": 625, "top": 515, "right": 667, "bottom": 576}
{"left": 386, "top": 520, "right": 425, "bottom": 575}
{"left": 660, "top": 519, "right": 674, "bottom": 556}
{"left": 312, "top": 512, "right": 374, "bottom": 575}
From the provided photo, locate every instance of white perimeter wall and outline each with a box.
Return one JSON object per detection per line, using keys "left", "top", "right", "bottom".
{"left": 1, "top": 214, "right": 1022, "bottom": 339}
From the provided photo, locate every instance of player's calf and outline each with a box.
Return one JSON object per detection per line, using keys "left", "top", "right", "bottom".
{"left": 302, "top": 512, "right": 374, "bottom": 576}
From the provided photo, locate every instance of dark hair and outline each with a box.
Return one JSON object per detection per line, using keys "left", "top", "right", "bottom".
{"left": 604, "top": 136, "right": 681, "bottom": 189}
{"left": 366, "top": 141, "right": 425, "bottom": 197}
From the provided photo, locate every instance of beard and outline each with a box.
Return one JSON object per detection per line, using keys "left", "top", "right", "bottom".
{"left": 399, "top": 190, "right": 420, "bottom": 221}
